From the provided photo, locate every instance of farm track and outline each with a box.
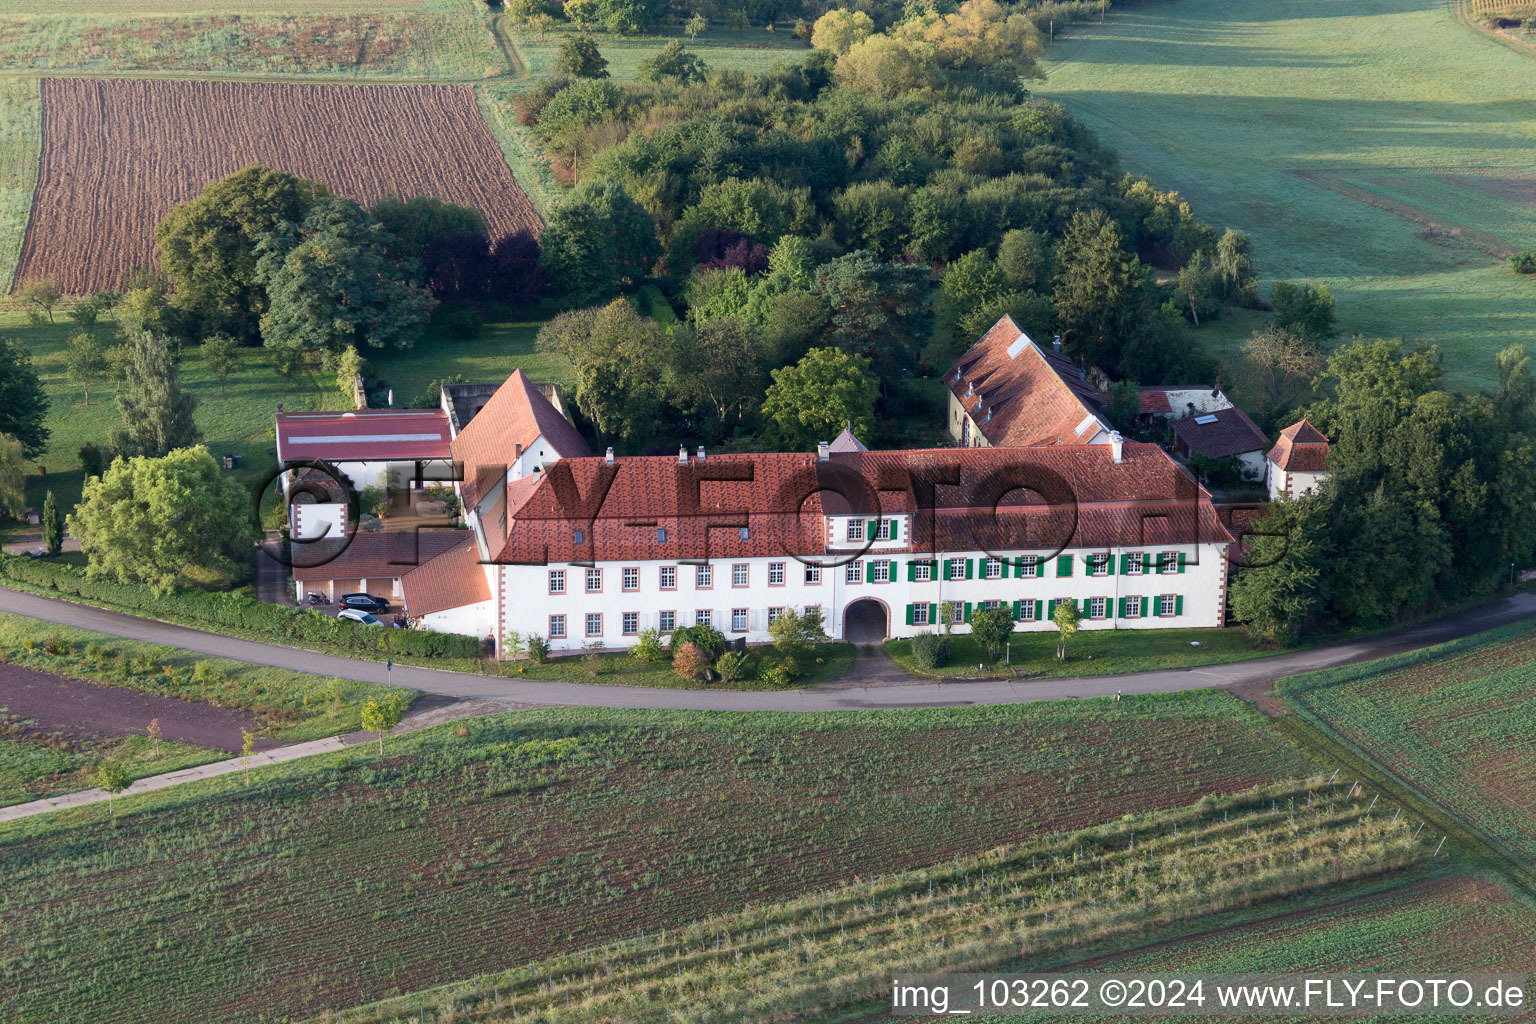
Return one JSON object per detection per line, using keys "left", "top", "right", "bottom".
{"left": 14, "top": 77, "right": 542, "bottom": 293}
{"left": 1290, "top": 168, "right": 1515, "bottom": 259}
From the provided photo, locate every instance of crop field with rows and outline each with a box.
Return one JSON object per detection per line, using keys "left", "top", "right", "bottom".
{"left": 332, "top": 779, "right": 1427, "bottom": 1024}
{"left": 1281, "top": 622, "right": 1536, "bottom": 863}
{"left": 15, "top": 77, "right": 542, "bottom": 294}
{"left": 0, "top": 695, "right": 1312, "bottom": 1023}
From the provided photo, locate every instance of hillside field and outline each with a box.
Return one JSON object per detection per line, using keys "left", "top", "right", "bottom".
{"left": 14, "top": 77, "right": 542, "bottom": 294}
{"left": 0, "top": 693, "right": 1312, "bottom": 1023}
{"left": 1037, "top": 0, "right": 1536, "bottom": 391}
{"left": 0, "top": 0, "right": 504, "bottom": 80}
{"left": 1281, "top": 620, "right": 1536, "bottom": 863}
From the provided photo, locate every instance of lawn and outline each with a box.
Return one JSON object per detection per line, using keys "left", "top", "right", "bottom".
{"left": 0, "top": 79, "right": 40, "bottom": 294}
{"left": 885, "top": 625, "right": 1290, "bottom": 679}
{"left": 0, "top": 692, "right": 1311, "bottom": 1023}
{"left": 368, "top": 314, "right": 573, "bottom": 407}
{"left": 0, "top": 731, "right": 214, "bottom": 807}
{"left": 0, "top": 0, "right": 505, "bottom": 80}
{"left": 0, "top": 311, "right": 344, "bottom": 523}
{"left": 1279, "top": 619, "right": 1536, "bottom": 864}
{"left": 1036, "top": 0, "right": 1536, "bottom": 392}
{"left": 504, "top": 25, "right": 809, "bottom": 86}
{"left": 0, "top": 612, "right": 414, "bottom": 743}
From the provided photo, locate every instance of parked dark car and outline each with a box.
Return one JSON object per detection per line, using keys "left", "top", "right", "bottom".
{"left": 339, "top": 593, "right": 389, "bottom": 613}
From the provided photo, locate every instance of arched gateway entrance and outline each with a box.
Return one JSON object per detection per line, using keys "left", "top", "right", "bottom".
{"left": 843, "top": 598, "right": 889, "bottom": 643}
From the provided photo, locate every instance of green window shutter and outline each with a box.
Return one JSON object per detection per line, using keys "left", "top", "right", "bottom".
{"left": 1080, "top": 599, "right": 1090, "bottom": 614}
{"left": 906, "top": 560, "right": 916, "bottom": 582}
{"left": 1035, "top": 599, "right": 1043, "bottom": 621}
{"left": 963, "top": 602, "right": 973, "bottom": 622}
{"left": 1178, "top": 552, "right": 1187, "bottom": 574}
{"left": 905, "top": 603, "right": 914, "bottom": 626}
{"left": 942, "top": 559, "right": 951, "bottom": 581}
{"left": 1176, "top": 595, "right": 1184, "bottom": 616}
{"left": 1000, "top": 558, "right": 1010, "bottom": 579}
{"left": 1012, "top": 599, "right": 1023, "bottom": 620}
{"left": 1119, "top": 553, "right": 1130, "bottom": 574}
{"left": 866, "top": 519, "right": 878, "bottom": 541}
{"left": 1118, "top": 596, "right": 1126, "bottom": 618}
{"left": 865, "top": 560, "right": 875, "bottom": 583}
{"left": 1057, "top": 554, "right": 1073, "bottom": 577}
{"left": 1107, "top": 553, "right": 1116, "bottom": 575}
{"left": 1153, "top": 552, "right": 1163, "bottom": 574}
{"left": 887, "top": 519, "right": 898, "bottom": 541}
{"left": 1047, "top": 599, "right": 1056, "bottom": 619}
{"left": 965, "top": 558, "right": 974, "bottom": 579}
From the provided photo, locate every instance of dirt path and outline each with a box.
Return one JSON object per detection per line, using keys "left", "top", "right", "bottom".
{"left": 0, "top": 662, "right": 278, "bottom": 753}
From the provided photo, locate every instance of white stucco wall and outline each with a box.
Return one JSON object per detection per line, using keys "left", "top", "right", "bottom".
{"left": 419, "top": 599, "right": 496, "bottom": 640}
{"left": 492, "top": 541, "right": 1230, "bottom": 653}
{"left": 1237, "top": 449, "right": 1267, "bottom": 482}
{"left": 1267, "top": 464, "right": 1329, "bottom": 501}
{"left": 1161, "top": 389, "right": 1233, "bottom": 419}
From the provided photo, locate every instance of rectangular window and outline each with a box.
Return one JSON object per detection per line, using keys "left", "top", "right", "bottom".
{"left": 696, "top": 564, "right": 713, "bottom": 588}
{"left": 1089, "top": 554, "right": 1109, "bottom": 577}
{"left": 872, "top": 560, "right": 891, "bottom": 583}
{"left": 846, "top": 562, "right": 862, "bottom": 584}
{"left": 948, "top": 557, "right": 966, "bottom": 580}
{"left": 657, "top": 527, "right": 667, "bottom": 543}
{"left": 732, "top": 563, "right": 749, "bottom": 587}
{"left": 846, "top": 519, "right": 864, "bottom": 542}
{"left": 548, "top": 569, "right": 566, "bottom": 595}
{"left": 585, "top": 612, "right": 602, "bottom": 637}
{"left": 1160, "top": 594, "right": 1177, "bottom": 616}
{"left": 1019, "top": 601, "right": 1036, "bottom": 622}
{"left": 1018, "top": 556, "right": 1038, "bottom": 578}
{"left": 981, "top": 599, "right": 1000, "bottom": 612}
{"left": 1128, "top": 552, "right": 1144, "bottom": 575}
{"left": 805, "top": 564, "right": 821, "bottom": 585}
{"left": 1124, "top": 596, "right": 1142, "bottom": 619}
{"left": 913, "top": 561, "right": 932, "bottom": 582}
{"left": 983, "top": 557, "right": 1001, "bottom": 580}
{"left": 585, "top": 567, "right": 602, "bottom": 593}
{"left": 913, "top": 603, "right": 930, "bottom": 626}
{"left": 695, "top": 609, "right": 712, "bottom": 627}
{"left": 1089, "top": 597, "right": 1107, "bottom": 619}
{"left": 768, "top": 562, "right": 785, "bottom": 586}
{"left": 951, "top": 603, "right": 966, "bottom": 624}
{"left": 1161, "top": 551, "right": 1179, "bottom": 575}
{"left": 549, "top": 614, "right": 566, "bottom": 639}
{"left": 659, "top": 610, "right": 676, "bottom": 633}
{"left": 731, "top": 608, "right": 748, "bottom": 632}
{"left": 622, "top": 612, "right": 638, "bottom": 635}
{"left": 768, "top": 606, "right": 785, "bottom": 624}
{"left": 622, "top": 567, "right": 639, "bottom": 591}
{"left": 660, "top": 565, "right": 677, "bottom": 590}
{"left": 875, "top": 519, "right": 892, "bottom": 541}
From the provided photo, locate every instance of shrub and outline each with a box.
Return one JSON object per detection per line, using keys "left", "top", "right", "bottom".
{"left": 41, "top": 633, "right": 70, "bottom": 656}
{"left": 909, "top": 631, "right": 949, "bottom": 670}
{"left": 714, "top": 650, "right": 754, "bottom": 683}
{"left": 1511, "top": 250, "right": 1536, "bottom": 274}
{"left": 760, "top": 657, "right": 798, "bottom": 686}
{"left": 669, "top": 623, "right": 725, "bottom": 658}
{"left": 631, "top": 627, "right": 666, "bottom": 663}
{"left": 673, "top": 641, "right": 709, "bottom": 681}
{"left": 526, "top": 634, "right": 549, "bottom": 665}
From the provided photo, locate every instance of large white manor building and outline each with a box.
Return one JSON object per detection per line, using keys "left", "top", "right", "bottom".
{"left": 276, "top": 318, "right": 1320, "bottom": 656}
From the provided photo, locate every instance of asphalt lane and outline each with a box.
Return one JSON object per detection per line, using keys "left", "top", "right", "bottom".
{"left": 2, "top": 587, "right": 1532, "bottom": 711}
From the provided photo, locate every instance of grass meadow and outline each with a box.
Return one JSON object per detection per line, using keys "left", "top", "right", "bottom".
{"left": 0, "top": 0, "right": 505, "bottom": 80}
{"left": 503, "top": 25, "right": 809, "bottom": 85}
{"left": 1280, "top": 619, "right": 1536, "bottom": 864}
{"left": 0, "top": 79, "right": 40, "bottom": 295}
{"left": 0, "top": 693, "right": 1311, "bottom": 1023}
{"left": 0, "top": 732, "right": 214, "bottom": 807}
{"left": 1037, "top": 0, "right": 1536, "bottom": 391}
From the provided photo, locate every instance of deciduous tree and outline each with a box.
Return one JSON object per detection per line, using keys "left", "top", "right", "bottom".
{"left": 1051, "top": 599, "right": 1081, "bottom": 660}
{"left": 539, "top": 179, "right": 660, "bottom": 303}
{"left": 65, "top": 331, "right": 107, "bottom": 407}
{"left": 968, "top": 605, "right": 1015, "bottom": 662}
{"left": 202, "top": 333, "right": 239, "bottom": 398}
{"left": 761, "top": 347, "right": 877, "bottom": 450}
{"left": 111, "top": 333, "right": 200, "bottom": 459}
{"left": 555, "top": 34, "right": 610, "bottom": 78}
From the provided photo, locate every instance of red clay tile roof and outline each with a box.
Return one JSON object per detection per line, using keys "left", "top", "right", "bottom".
{"left": 491, "top": 443, "right": 1231, "bottom": 564}
{"left": 275, "top": 409, "right": 452, "bottom": 463}
{"left": 1138, "top": 390, "right": 1172, "bottom": 414}
{"left": 947, "top": 316, "right": 1111, "bottom": 447}
{"left": 401, "top": 537, "right": 492, "bottom": 618}
{"left": 291, "top": 530, "right": 469, "bottom": 581}
{"left": 1169, "top": 406, "right": 1270, "bottom": 458}
{"left": 1267, "top": 418, "right": 1330, "bottom": 472}
{"left": 452, "top": 370, "right": 590, "bottom": 508}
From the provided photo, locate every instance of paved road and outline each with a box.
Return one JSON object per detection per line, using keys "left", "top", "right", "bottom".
{"left": 2, "top": 587, "right": 1533, "bottom": 711}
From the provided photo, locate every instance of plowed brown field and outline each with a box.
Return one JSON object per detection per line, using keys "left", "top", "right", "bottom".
{"left": 15, "top": 78, "right": 542, "bottom": 293}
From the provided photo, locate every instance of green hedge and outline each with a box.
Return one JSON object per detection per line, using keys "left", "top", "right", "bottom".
{"left": 0, "top": 555, "right": 483, "bottom": 661}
